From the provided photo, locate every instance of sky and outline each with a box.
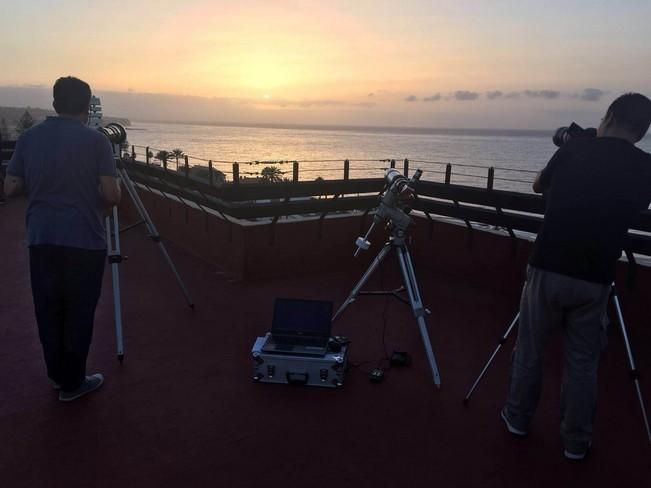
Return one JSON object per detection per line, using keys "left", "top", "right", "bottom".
{"left": 1, "top": 0, "right": 650, "bottom": 129}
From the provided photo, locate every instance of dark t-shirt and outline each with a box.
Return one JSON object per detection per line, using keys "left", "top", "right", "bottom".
{"left": 7, "top": 117, "right": 117, "bottom": 250}
{"left": 529, "top": 137, "right": 651, "bottom": 284}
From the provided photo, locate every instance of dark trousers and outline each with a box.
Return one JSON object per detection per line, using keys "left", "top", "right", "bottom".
{"left": 29, "top": 245, "right": 106, "bottom": 391}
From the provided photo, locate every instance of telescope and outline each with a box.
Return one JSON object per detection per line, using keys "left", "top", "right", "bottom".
{"left": 97, "top": 123, "right": 127, "bottom": 145}
{"left": 354, "top": 168, "right": 422, "bottom": 256}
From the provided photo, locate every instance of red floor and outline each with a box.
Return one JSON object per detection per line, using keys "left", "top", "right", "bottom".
{"left": 1, "top": 199, "right": 650, "bottom": 488}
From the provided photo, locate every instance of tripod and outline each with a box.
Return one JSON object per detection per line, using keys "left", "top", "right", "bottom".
{"left": 332, "top": 226, "right": 441, "bottom": 387}
{"left": 105, "top": 161, "right": 194, "bottom": 363}
{"left": 463, "top": 283, "right": 651, "bottom": 444}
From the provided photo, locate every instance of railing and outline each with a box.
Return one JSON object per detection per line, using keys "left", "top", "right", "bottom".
{"left": 128, "top": 145, "right": 536, "bottom": 193}
{"left": 121, "top": 157, "right": 651, "bottom": 258}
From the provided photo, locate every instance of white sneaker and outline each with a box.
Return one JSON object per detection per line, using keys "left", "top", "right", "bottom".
{"left": 58, "top": 374, "right": 104, "bottom": 402}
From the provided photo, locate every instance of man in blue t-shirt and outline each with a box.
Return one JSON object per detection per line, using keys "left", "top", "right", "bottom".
{"left": 4, "top": 76, "right": 121, "bottom": 401}
{"left": 500, "top": 93, "right": 651, "bottom": 460}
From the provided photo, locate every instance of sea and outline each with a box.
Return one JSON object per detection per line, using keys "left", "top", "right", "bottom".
{"left": 125, "top": 121, "right": 651, "bottom": 194}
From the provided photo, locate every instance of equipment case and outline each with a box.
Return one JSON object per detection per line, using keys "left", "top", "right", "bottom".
{"left": 251, "top": 335, "right": 348, "bottom": 388}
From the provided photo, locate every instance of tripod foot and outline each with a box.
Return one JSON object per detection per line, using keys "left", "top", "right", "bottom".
{"left": 463, "top": 398, "right": 470, "bottom": 407}
{"left": 188, "top": 303, "right": 195, "bottom": 310}
{"left": 118, "top": 354, "right": 124, "bottom": 365}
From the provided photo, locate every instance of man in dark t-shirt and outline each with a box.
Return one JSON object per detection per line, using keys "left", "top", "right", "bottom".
{"left": 4, "top": 77, "right": 121, "bottom": 402}
{"left": 501, "top": 93, "right": 651, "bottom": 460}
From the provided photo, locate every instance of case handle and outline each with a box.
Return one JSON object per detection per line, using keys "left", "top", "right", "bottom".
{"left": 286, "top": 372, "right": 309, "bottom": 385}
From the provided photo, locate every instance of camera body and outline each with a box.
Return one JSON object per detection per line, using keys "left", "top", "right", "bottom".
{"left": 553, "top": 122, "right": 597, "bottom": 147}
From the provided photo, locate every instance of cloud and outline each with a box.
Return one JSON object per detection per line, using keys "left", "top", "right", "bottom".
{"left": 454, "top": 90, "right": 479, "bottom": 101}
{"left": 404, "top": 95, "right": 418, "bottom": 102}
{"left": 423, "top": 93, "right": 441, "bottom": 102}
{"left": 524, "top": 90, "right": 561, "bottom": 100}
{"left": 486, "top": 90, "right": 503, "bottom": 100}
{"left": 580, "top": 88, "right": 606, "bottom": 101}
{"left": 505, "top": 92, "right": 521, "bottom": 99}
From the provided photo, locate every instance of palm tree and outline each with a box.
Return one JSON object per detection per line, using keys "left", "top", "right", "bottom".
{"left": 15, "top": 110, "right": 35, "bottom": 135}
{"left": 261, "top": 166, "right": 283, "bottom": 183}
{"left": 155, "top": 150, "right": 171, "bottom": 168}
{"left": 171, "top": 148, "right": 185, "bottom": 165}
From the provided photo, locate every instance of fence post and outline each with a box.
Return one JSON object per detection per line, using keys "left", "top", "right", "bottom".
{"left": 146, "top": 146, "right": 150, "bottom": 165}
{"left": 184, "top": 155, "right": 190, "bottom": 179}
{"left": 163, "top": 157, "right": 167, "bottom": 171}
{"left": 344, "top": 159, "right": 350, "bottom": 180}
{"left": 233, "top": 162, "right": 240, "bottom": 186}
{"left": 131, "top": 145, "right": 135, "bottom": 161}
{"left": 487, "top": 167, "right": 494, "bottom": 190}
{"left": 403, "top": 158, "right": 409, "bottom": 177}
{"left": 293, "top": 162, "right": 299, "bottom": 182}
{"left": 390, "top": 159, "right": 396, "bottom": 169}
{"left": 208, "top": 160, "right": 214, "bottom": 187}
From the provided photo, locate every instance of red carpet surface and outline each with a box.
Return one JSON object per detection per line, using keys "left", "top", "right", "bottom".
{"left": 1, "top": 199, "right": 650, "bottom": 488}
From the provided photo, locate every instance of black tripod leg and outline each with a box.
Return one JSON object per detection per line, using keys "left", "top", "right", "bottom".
{"left": 118, "top": 167, "right": 194, "bottom": 309}
{"left": 332, "top": 243, "right": 392, "bottom": 322}
{"left": 611, "top": 285, "right": 651, "bottom": 444}
{"left": 463, "top": 313, "right": 519, "bottom": 405}
{"left": 397, "top": 245, "right": 441, "bottom": 387}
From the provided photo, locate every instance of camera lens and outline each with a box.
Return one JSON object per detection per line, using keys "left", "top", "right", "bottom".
{"left": 98, "top": 123, "right": 127, "bottom": 144}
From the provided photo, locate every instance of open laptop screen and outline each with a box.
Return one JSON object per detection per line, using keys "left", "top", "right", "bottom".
{"left": 272, "top": 298, "right": 333, "bottom": 337}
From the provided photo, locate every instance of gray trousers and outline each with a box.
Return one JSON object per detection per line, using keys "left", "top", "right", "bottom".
{"left": 504, "top": 266, "right": 610, "bottom": 451}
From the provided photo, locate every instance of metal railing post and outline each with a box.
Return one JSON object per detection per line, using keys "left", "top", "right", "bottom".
{"left": 293, "top": 162, "right": 299, "bottom": 182}
{"left": 184, "top": 155, "right": 190, "bottom": 179}
{"left": 445, "top": 163, "right": 452, "bottom": 184}
{"left": 146, "top": 146, "right": 150, "bottom": 165}
{"left": 390, "top": 159, "right": 396, "bottom": 169}
{"left": 131, "top": 145, "right": 135, "bottom": 161}
{"left": 403, "top": 158, "right": 409, "bottom": 177}
{"left": 208, "top": 160, "right": 214, "bottom": 186}
{"left": 344, "top": 159, "right": 350, "bottom": 180}
{"left": 487, "top": 167, "right": 495, "bottom": 190}
{"left": 233, "top": 162, "right": 240, "bottom": 186}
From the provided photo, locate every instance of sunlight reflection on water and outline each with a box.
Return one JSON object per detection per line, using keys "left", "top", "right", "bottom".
{"left": 126, "top": 122, "right": 651, "bottom": 193}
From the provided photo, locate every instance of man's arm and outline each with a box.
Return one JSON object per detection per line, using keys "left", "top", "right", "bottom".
{"left": 533, "top": 146, "right": 567, "bottom": 194}
{"left": 99, "top": 176, "right": 121, "bottom": 207}
{"left": 532, "top": 172, "right": 544, "bottom": 194}
{"left": 3, "top": 174, "right": 24, "bottom": 197}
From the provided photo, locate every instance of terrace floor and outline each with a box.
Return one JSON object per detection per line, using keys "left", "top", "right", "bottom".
{"left": 1, "top": 199, "right": 650, "bottom": 488}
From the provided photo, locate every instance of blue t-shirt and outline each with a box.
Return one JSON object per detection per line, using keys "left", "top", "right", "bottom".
{"left": 7, "top": 116, "right": 117, "bottom": 250}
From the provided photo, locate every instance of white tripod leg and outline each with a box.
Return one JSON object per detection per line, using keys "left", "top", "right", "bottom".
{"left": 106, "top": 207, "right": 124, "bottom": 362}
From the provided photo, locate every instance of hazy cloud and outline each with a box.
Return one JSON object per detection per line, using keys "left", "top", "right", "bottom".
{"left": 580, "top": 88, "right": 606, "bottom": 101}
{"left": 454, "top": 90, "right": 479, "bottom": 101}
{"left": 404, "top": 95, "right": 418, "bottom": 102}
{"left": 524, "top": 90, "right": 561, "bottom": 100}
{"left": 505, "top": 91, "right": 521, "bottom": 99}
{"left": 423, "top": 93, "right": 441, "bottom": 102}
{"left": 486, "top": 90, "right": 503, "bottom": 100}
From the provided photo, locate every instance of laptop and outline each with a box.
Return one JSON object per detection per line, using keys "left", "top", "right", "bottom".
{"left": 261, "top": 298, "right": 333, "bottom": 357}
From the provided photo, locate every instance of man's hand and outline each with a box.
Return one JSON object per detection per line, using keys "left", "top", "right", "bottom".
{"left": 532, "top": 171, "right": 544, "bottom": 194}
{"left": 99, "top": 176, "right": 122, "bottom": 207}
{"left": 3, "top": 174, "right": 24, "bottom": 197}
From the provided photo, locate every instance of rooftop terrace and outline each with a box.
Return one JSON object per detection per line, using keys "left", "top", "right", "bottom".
{"left": 2, "top": 186, "right": 651, "bottom": 487}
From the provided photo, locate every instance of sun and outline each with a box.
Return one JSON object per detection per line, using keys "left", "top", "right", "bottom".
{"left": 263, "top": 94, "right": 270, "bottom": 99}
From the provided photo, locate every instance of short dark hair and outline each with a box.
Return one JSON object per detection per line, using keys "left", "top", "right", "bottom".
{"left": 605, "top": 93, "right": 651, "bottom": 142}
{"left": 53, "top": 76, "right": 91, "bottom": 115}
